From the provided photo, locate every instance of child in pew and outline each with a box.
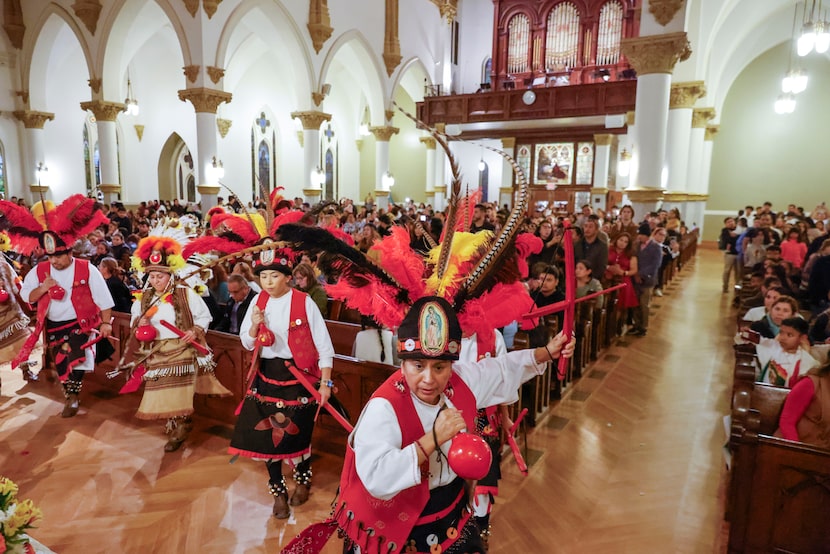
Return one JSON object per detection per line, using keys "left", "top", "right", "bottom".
{"left": 742, "top": 317, "right": 819, "bottom": 388}
{"left": 775, "top": 361, "right": 830, "bottom": 450}
{"left": 749, "top": 295, "right": 799, "bottom": 339}
{"left": 742, "top": 284, "right": 784, "bottom": 323}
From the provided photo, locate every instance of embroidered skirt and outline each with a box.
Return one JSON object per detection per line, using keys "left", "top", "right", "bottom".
{"left": 229, "top": 358, "right": 317, "bottom": 461}
{"left": 0, "top": 310, "right": 30, "bottom": 365}
{"left": 136, "top": 339, "right": 197, "bottom": 420}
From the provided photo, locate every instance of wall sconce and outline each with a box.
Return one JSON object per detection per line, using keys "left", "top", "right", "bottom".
{"left": 321, "top": 83, "right": 332, "bottom": 97}
{"left": 36, "top": 162, "right": 48, "bottom": 186}
{"left": 207, "top": 156, "right": 224, "bottom": 184}
{"left": 311, "top": 167, "right": 325, "bottom": 189}
{"left": 124, "top": 68, "right": 139, "bottom": 116}
{"left": 382, "top": 170, "right": 395, "bottom": 189}
{"left": 618, "top": 149, "right": 631, "bottom": 177}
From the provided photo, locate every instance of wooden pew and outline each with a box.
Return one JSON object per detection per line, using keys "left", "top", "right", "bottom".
{"left": 326, "top": 320, "right": 363, "bottom": 357}
{"left": 727, "top": 381, "right": 830, "bottom": 553}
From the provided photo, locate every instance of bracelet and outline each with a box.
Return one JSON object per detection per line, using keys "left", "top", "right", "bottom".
{"left": 544, "top": 345, "right": 556, "bottom": 362}
{"left": 414, "top": 439, "right": 429, "bottom": 460}
{"left": 322, "top": 379, "right": 334, "bottom": 388}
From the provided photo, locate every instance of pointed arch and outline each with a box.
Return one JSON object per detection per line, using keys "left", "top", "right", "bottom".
{"left": 23, "top": 5, "right": 93, "bottom": 108}
{"left": 215, "top": 0, "right": 313, "bottom": 108}
{"left": 318, "top": 30, "right": 386, "bottom": 125}
{"left": 158, "top": 132, "right": 193, "bottom": 202}
{"left": 99, "top": 0, "right": 192, "bottom": 99}
{"left": 390, "top": 57, "right": 432, "bottom": 103}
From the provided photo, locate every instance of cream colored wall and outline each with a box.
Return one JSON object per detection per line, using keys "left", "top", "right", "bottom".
{"left": 705, "top": 42, "right": 830, "bottom": 240}
{"left": 387, "top": 88, "right": 426, "bottom": 204}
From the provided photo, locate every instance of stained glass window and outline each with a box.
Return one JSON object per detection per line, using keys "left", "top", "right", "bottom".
{"left": 258, "top": 140, "right": 271, "bottom": 194}
{"left": 576, "top": 142, "right": 594, "bottom": 185}
{"left": 325, "top": 149, "right": 334, "bottom": 201}
{"left": 83, "top": 125, "right": 92, "bottom": 195}
{"left": 478, "top": 161, "right": 489, "bottom": 202}
{"left": 252, "top": 109, "right": 276, "bottom": 199}
{"left": 516, "top": 145, "right": 531, "bottom": 184}
{"left": 534, "top": 143, "right": 573, "bottom": 185}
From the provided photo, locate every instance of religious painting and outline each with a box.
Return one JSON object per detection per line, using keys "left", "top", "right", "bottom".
{"left": 419, "top": 301, "right": 448, "bottom": 356}
{"left": 575, "top": 142, "right": 594, "bottom": 185}
{"left": 534, "top": 143, "right": 573, "bottom": 185}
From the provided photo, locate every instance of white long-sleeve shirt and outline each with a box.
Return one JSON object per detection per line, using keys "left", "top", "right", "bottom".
{"left": 130, "top": 286, "right": 212, "bottom": 336}
{"left": 238, "top": 288, "right": 334, "bottom": 368}
{"left": 352, "top": 349, "right": 545, "bottom": 500}
{"left": 20, "top": 258, "right": 114, "bottom": 320}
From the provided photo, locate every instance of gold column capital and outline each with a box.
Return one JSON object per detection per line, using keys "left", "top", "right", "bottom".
{"left": 498, "top": 186, "right": 514, "bottom": 194}
{"left": 624, "top": 187, "right": 665, "bottom": 203}
{"left": 434, "top": 184, "right": 447, "bottom": 193}
{"left": 13, "top": 110, "right": 55, "bottom": 129}
{"left": 419, "top": 136, "right": 437, "bottom": 150}
{"left": 621, "top": 32, "right": 691, "bottom": 76}
{"left": 383, "top": 0, "right": 401, "bottom": 76}
{"left": 178, "top": 87, "right": 232, "bottom": 114}
{"left": 501, "top": 137, "right": 516, "bottom": 149}
{"left": 626, "top": 111, "right": 636, "bottom": 126}
{"left": 662, "top": 191, "right": 689, "bottom": 203}
{"left": 197, "top": 184, "right": 221, "bottom": 195}
{"left": 99, "top": 184, "right": 122, "bottom": 194}
{"left": 705, "top": 125, "right": 720, "bottom": 141}
{"left": 303, "top": 188, "right": 323, "bottom": 198}
{"left": 369, "top": 126, "right": 400, "bottom": 142}
{"left": 594, "top": 133, "right": 614, "bottom": 146}
{"left": 290, "top": 110, "right": 332, "bottom": 130}
{"left": 692, "top": 107, "right": 716, "bottom": 128}
{"left": 80, "top": 100, "right": 126, "bottom": 121}
{"left": 669, "top": 81, "right": 706, "bottom": 109}
{"left": 308, "top": 0, "right": 333, "bottom": 54}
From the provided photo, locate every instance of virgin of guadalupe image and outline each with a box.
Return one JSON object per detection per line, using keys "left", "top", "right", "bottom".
{"left": 421, "top": 305, "right": 444, "bottom": 351}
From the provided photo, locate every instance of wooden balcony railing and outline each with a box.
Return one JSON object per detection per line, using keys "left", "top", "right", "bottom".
{"left": 416, "top": 80, "right": 636, "bottom": 127}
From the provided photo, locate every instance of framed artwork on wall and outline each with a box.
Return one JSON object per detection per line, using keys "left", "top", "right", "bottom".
{"left": 534, "top": 143, "right": 573, "bottom": 185}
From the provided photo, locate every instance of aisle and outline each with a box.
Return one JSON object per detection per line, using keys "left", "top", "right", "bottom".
{"left": 490, "top": 245, "right": 731, "bottom": 553}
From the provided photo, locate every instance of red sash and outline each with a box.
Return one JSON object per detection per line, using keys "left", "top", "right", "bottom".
{"left": 13, "top": 259, "right": 99, "bottom": 369}
{"left": 255, "top": 289, "right": 321, "bottom": 379}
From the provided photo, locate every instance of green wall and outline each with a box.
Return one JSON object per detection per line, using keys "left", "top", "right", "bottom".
{"left": 705, "top": 43, "right": 830, "bottom": 239}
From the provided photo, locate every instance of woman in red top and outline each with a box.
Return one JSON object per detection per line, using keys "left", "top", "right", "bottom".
{"left": 604, "top": 233, "right": 639, "bottom": 311}
{"left": 780, "top": 228, "right": 808, "bottom": 269}
{"left": 776, "top": 363, "right": 830, "bottom": 450}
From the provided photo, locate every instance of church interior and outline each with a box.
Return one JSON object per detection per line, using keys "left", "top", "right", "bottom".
{"left": 0, "top": 0, "right": 829, "bottom": 552}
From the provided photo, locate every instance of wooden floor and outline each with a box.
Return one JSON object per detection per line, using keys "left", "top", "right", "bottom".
{"left": 0, "top": 246, "right": 732, "bottom": 553}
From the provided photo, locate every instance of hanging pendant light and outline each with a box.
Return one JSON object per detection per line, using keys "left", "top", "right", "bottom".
{"left": 124, "top": 68, "right": 139, "bottom": 116}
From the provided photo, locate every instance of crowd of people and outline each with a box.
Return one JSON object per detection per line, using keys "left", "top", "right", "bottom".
{"left": 6, "top": 189, "right": 828, "bottom": 552}
{"left": 725, "top": 201, "right": 830, "bottom": 452}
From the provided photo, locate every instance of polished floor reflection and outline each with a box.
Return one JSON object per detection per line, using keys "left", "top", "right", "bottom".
{"left": 0, "top": 246, "right": 731, "bottom": 553}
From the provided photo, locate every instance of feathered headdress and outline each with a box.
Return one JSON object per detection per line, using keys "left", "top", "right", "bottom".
{"left": 183, "top": 209, "right": 267, "bottom": 259}
{"left": 131, "top": 216, "right": 200, "bottom": 280}
{"left": 0, "top": 194, "right": 109, "bottom": 255}
{"left": 277, "top": 104, "right": 534, "bottom": 342}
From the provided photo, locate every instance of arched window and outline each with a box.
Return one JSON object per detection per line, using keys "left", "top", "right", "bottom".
{"left": 478, "top": 161, "right": 489, "bottom": 203}
{"left": 251, "top": 110, "right": 276, "bottom": 200}
{"left": 176, "top": 145, "right": 195, "bottom": 202}
{"left": 546, "top": 2, "right": 580, "bottom": 71}
{"left": 507, "top": 14, "right": 530, "bottom": 74}
{"left": 597, "top": 1, "right": 624, "bottom": 66}
{"left": 482, "top": 57, "right": 492, "bottom": 86}
{"left": 321, "top": 123, "right": 337, "bottom": 201}
{"left": 82, "top": 114, "right": 100, "bottom": 197}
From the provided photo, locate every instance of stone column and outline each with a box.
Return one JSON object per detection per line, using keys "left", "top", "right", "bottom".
{"left": 591, "top": 133, "right": 613, "bottom": 211}
{"left": 13, "top": 110, "right": 55, "bottom": 202}
{"left": 178, "top": 87, "right": 232, "bottom": 211}
{"left": 370, "top": 125, "right": 399, "bottom": 211}
{"left": 499, "top": 137, "right": 516, "bottom": 210}
{"left": 616, "top": 111, "right": 635, "bottom": 193}
{"left": 688, "top": 124, "right": 718, "bottom": 235}
{"left": 420, "top": 136, "right": 437, "bottom": 206}
{"left": 620, "top": 32, "right": 691, "bottom": 216}
{"left": 291, "top": 110, "right": 332, "bottom": 206}
{"left": 80, "top": 100, "right": 126, "bottom": 204}
{"left": 685, "top": 108, "right": 715, "bottom": 196}
{"left": 663, "top": 81, "right": 705, "bottom": 216}
{"left": 433, "top": 185, "right": 447, "bottom": 212}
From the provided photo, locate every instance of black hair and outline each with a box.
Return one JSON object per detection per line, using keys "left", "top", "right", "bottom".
{"left": 780, "top": 316, "right": 808, "bottom": 335}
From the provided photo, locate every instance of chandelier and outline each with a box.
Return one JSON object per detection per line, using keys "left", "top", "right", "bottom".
{"left": 797, "top": 0, "right": 830, "bottom": 56}
{"left": 124, "top": 68, "right": 139, "bottom": 116}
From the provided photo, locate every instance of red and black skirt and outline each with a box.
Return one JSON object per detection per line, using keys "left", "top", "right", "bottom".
{"left": 229, "top": 357, "right": 317, "bottom": 460}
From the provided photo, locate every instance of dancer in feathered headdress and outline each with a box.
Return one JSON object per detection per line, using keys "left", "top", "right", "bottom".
{"left": 0, "top": 231, "right": 34, "bottom": 387}
{"left": 1, "top": 194, "right": 114, "bottom": 417}
{"left": 126, "top": 217, "right": 231, "bottom": 452}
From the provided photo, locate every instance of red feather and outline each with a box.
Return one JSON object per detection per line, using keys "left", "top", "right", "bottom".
{"left": 370, "top": 227, "right": 426, "bottom": 298}
{"left": 209, "top": 212, "right": 262, "bottom": 245}
{"left": 269, "top": 210, "right": 306, "bottom": 235}
{"left": 325, "top": 273, "right": 409, "bottom": 330}
{"left": 0, "top": 200, "right": 44, "bottom": 253}
{"left": 458, "top": 282, "right": 534, "bottom": 338}
{"left": 183, "top": 235, "right": 249, "bottom": 259}
{"left": 515, "top": 233, "right": 543, "bottom": 279}
{"left": 324, "top": 224, "right": 355, "bottom": 246}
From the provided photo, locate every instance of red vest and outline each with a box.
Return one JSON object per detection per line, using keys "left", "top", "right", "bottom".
{"left": 333, "top": 370, "right": 477, "bottom": 554}
{"left": 13, "top": 259, "right": 99, "bottom": 369}
{"left": 255, "top": 289, "right": 321, "bottom": 378}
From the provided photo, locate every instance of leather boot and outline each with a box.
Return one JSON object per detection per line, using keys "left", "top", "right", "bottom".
{"left": 61, "top": 393, "right": 80, "bottom": 418}
{"left": 272, "top": 493, "right": 290, "bottom": 519}
{"left": 290, "top": 483, "right": 310, "bottom": 507}
{"left": 164, "top": 419, "right": 192, "bottom": 452}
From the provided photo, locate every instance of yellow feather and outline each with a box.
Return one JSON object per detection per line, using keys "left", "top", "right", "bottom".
{"left": 425, "top": 231, "right": 493, "bottom": 297}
